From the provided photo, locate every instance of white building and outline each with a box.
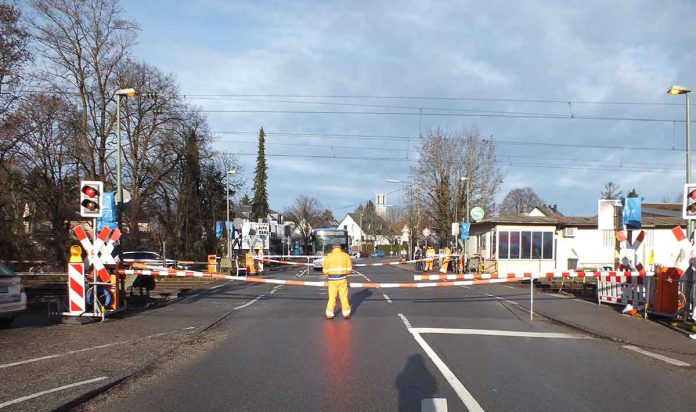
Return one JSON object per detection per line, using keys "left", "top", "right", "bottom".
{"left": 468, "top": 203, "right": 685, "bottom": 274}
{"left": 336, "top": 213, "right": 394, "bottom": 250}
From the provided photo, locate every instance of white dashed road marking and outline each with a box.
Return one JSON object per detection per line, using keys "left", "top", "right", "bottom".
{"left": 623, "top": 345, "right": 690, "bottom": 367}
{"left": 0, "top": 376, "right": 109, "bottom": 409}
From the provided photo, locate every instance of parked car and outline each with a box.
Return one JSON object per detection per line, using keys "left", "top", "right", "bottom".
{"left": 312, "top": 257, "right": 325, "bottom": 271}
{"left": 121, "top": 251, "right": 177, "bottom": 268}
{"left": 351, "top": 251, "right": 368, "bottom": 258}
{"left": 371, "top": 250, "right": 385, "bottom": 258}
{"left": 0, "top": 263, "right": 27, "bottom": 327}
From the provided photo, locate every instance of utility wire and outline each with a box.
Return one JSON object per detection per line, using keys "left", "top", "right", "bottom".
{"left": 182, "top": 93, "right": 681, "bottom": 107}
{"left": 193, "top": 108, "right": 685, "bottom": 123}
{"left": 222, "top": 151, "right": 683, "bottom": 174}
{"left": 214, "top": 131, "right": 687, "bottom": 153}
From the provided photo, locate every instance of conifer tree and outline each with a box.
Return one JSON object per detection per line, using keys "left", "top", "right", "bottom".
{"left": 252, "top": 127, "right": 269, "bottom": 220}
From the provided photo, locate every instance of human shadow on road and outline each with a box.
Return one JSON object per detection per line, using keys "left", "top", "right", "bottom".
{"left": 349, "top": 289, "right": 372, "bottom": 315}
{"left": 396, "top": 354, "right": 437, "bottom": 411}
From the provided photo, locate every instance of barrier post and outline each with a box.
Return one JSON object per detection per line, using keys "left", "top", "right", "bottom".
{"left": 65, "top": 245, "right": 86, "bottom": 315}
{"left": 207, "top": 255, "right": 217, "bottom": 273}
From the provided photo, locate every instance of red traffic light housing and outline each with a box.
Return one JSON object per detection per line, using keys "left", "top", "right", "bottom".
{"left": 80, "top": 180, "right": 103, "bottom": 218}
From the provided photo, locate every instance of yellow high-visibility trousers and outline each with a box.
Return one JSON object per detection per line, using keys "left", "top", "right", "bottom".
{"left": 424, "top": 259, "right": 433, "bottom": 272}
{"left": 326, "top": 279, "right": 351, "bottom": 317}
{"left": 440, "top": 259, "right": 449, "bottom": 273}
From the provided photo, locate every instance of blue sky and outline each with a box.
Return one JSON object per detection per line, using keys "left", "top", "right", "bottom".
{"left": 121, "top": 0, "right": 696, "bottom": 218}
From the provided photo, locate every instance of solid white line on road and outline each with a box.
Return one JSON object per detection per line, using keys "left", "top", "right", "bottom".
{"left": 421, "top": 398, "right": 448, "bottom": 412}
{"left": 623, "top": 345, "right": 691, "bottom": 367}
{"left": 269, "top": 285, "right": 283, "bottom": 295}
{"left": 353, "top": 270, "right": 371, "bottom": 282}
{"left": 212, "top": 284, "right": 226, "bottom": 290}
{"left": 412, "top": 328, "right": 586, "bottom": 339}
{"left": 0, "top": 376, "right": 109, "bottom": 409}
{"left": 398, "top": 313, "right": 484, "bottom": 412}
{"left": 0, "top": 327, "right": 193, "bottom": 369}
{"left": 296, "top": 268, "right": 308, "bottom": 278}
{"left": 382, "top": 293, "right": 393, "bottom": 303}
{"left": 503, "top": 285, "right": 516, "bottom": 289}
{"left": 233, "top": 294, "right": 266, "bottom": 310}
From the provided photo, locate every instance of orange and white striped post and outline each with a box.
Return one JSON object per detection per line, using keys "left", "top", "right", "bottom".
{"left": 65, "top": 245, "right": 86, "bottom": 315}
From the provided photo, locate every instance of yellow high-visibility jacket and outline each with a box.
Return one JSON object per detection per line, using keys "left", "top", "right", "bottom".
{"left": 425, "top": 247, "right": 436, "bottom": 261}
{"left": 323, "top": 248, "right": 353, "bottom": 280}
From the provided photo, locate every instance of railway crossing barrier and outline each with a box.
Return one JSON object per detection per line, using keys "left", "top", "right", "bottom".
{"left": 63, "top": 225, "right": 124, "bottom": 320}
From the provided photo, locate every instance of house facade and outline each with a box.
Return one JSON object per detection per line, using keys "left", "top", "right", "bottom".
{"left": 468, "top": 203, "right": 685, "bottom": 274}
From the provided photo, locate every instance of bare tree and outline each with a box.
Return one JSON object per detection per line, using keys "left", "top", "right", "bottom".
{"left": 499, "top": 187, "right": 543, "bottom": 215}
{"left": 0, "top": 2, "right": 31, "bottom": 163}
{"left": 11, "top": 93, "right": 79, "bottom": 259}
{"left": 29, "top": 0, "right": 138, "bottom": 179}
{"left": 410, "top": 127, "right": 502, "bottom": 245}
{"left": 600, "top": 182, "right": 622, "bottom": 200}
{"left": 284, "top": 196, "right": 328, "bottom": 252}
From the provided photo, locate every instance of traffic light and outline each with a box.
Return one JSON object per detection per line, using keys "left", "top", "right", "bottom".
{"left": 80, "top": 180, "right": 103, "bottom": 218}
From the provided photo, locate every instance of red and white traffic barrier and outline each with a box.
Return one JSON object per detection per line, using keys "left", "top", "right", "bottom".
{"left": 414, "top": 271, "right": 651, "bottom": 281}
{"left": 254, "top": 256, "right": 453, "bottom": 267}
{"left": 597, "top": 275, "right": 647, "bottom": 306}
{"left": 66, "top": 262, "right": 85, "bottom": 314}
{"left": 118, "top": 269, "right": 216, "bottom": 278}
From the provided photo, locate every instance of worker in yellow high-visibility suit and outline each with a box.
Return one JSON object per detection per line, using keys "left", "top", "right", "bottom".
{"left": 245, "top": 251, "right": 256, "bottom": 274}
{"left": 424, "top": 246, "right": 436, "bottom": 272}
{"left": 440, "top": 246, "right": 451, "bottom": 273}
{"left": 322, "top": 244, "right": 352, "bottom": 319}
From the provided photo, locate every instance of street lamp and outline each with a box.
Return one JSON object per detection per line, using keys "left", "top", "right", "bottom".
{"left": 115, "top": 88, "right": 137, "bottom": 227}
{"left": 226, "top": 169, "right": 237, "bottom": 259}
{"left": 668, "top": 85, "right": 693, "bottom": 239}
{"left": 114, "top": 87, "right": 137, "bottom": 270}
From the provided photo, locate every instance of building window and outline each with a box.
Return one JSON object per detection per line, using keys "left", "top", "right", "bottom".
{"left": 498, "top": 231, "right": 509, "bottom": 258}
{"left": 498, "top": 230, "right": 554, "bottom": 260}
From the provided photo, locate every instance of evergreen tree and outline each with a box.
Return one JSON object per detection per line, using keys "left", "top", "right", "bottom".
{"left": 251, "top": 127, "right": 269, "bottom": 220}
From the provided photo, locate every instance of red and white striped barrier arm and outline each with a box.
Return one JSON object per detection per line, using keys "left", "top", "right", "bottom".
{"left": 118, "top": 269, "right": 216, "bottom": 278}
{"left": 414, "top": 271, "right": 652, "bottom": 281}
{"left": 255, "top": 256, "right": 454, "bottom": 267}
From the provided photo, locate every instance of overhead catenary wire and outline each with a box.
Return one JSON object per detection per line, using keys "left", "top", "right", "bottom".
{"left": 180, "top": 93, "right": 683, "bottom": 107}
{"left": 215, "top": 132, "right": 690, "bottom": 153}
{"left": 187, "top": 108, "right": 688, "bottom": 124}
{"left": 220, "top": 151, "right": 685, "bottom": 174}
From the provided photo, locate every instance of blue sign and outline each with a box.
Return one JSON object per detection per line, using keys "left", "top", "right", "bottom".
{"left": 216, "top": 221, "right": 235, "bottom": 239}
{"left": 96, "top": 192, "right": 118, "bottom": 231}
{"left": 460, "top": 223, "right": 471, "bottom": 240}
{"left": 622, "top": 197, "right": 642, "bottom": 229}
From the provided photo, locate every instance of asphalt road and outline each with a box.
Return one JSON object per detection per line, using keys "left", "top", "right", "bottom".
{"left": 70, "top": 262, "right": 696, "bottom": 411}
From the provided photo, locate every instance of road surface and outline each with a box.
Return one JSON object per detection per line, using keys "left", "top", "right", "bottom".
{"left": 2, "top": 262, "right": 696, "bottom": 411}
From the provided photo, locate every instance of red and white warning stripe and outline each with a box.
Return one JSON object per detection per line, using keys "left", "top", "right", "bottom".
{"left": 73, "top": 226, "right": 109, "bottom": 282}
{"left": 118, "top": 269, "right": 536, "bottom": 288}
{"left": 672, "top": 226, "right": 693, "bottom": 275}
{"left": 414, "top": 271, "right": 651, "bottom": 281}
{"left": 118, "top": 269, "right": 216, "bottom": 278}
{"left": 255, "top": 256, "right": 446, "bottom": 267}
{"left": 67, "top": 262, "right": 85, "bottom": 314}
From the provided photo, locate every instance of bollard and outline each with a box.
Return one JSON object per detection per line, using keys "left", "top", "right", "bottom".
{"left": 207, "top": 255, "right": 218, "bottom": 273}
